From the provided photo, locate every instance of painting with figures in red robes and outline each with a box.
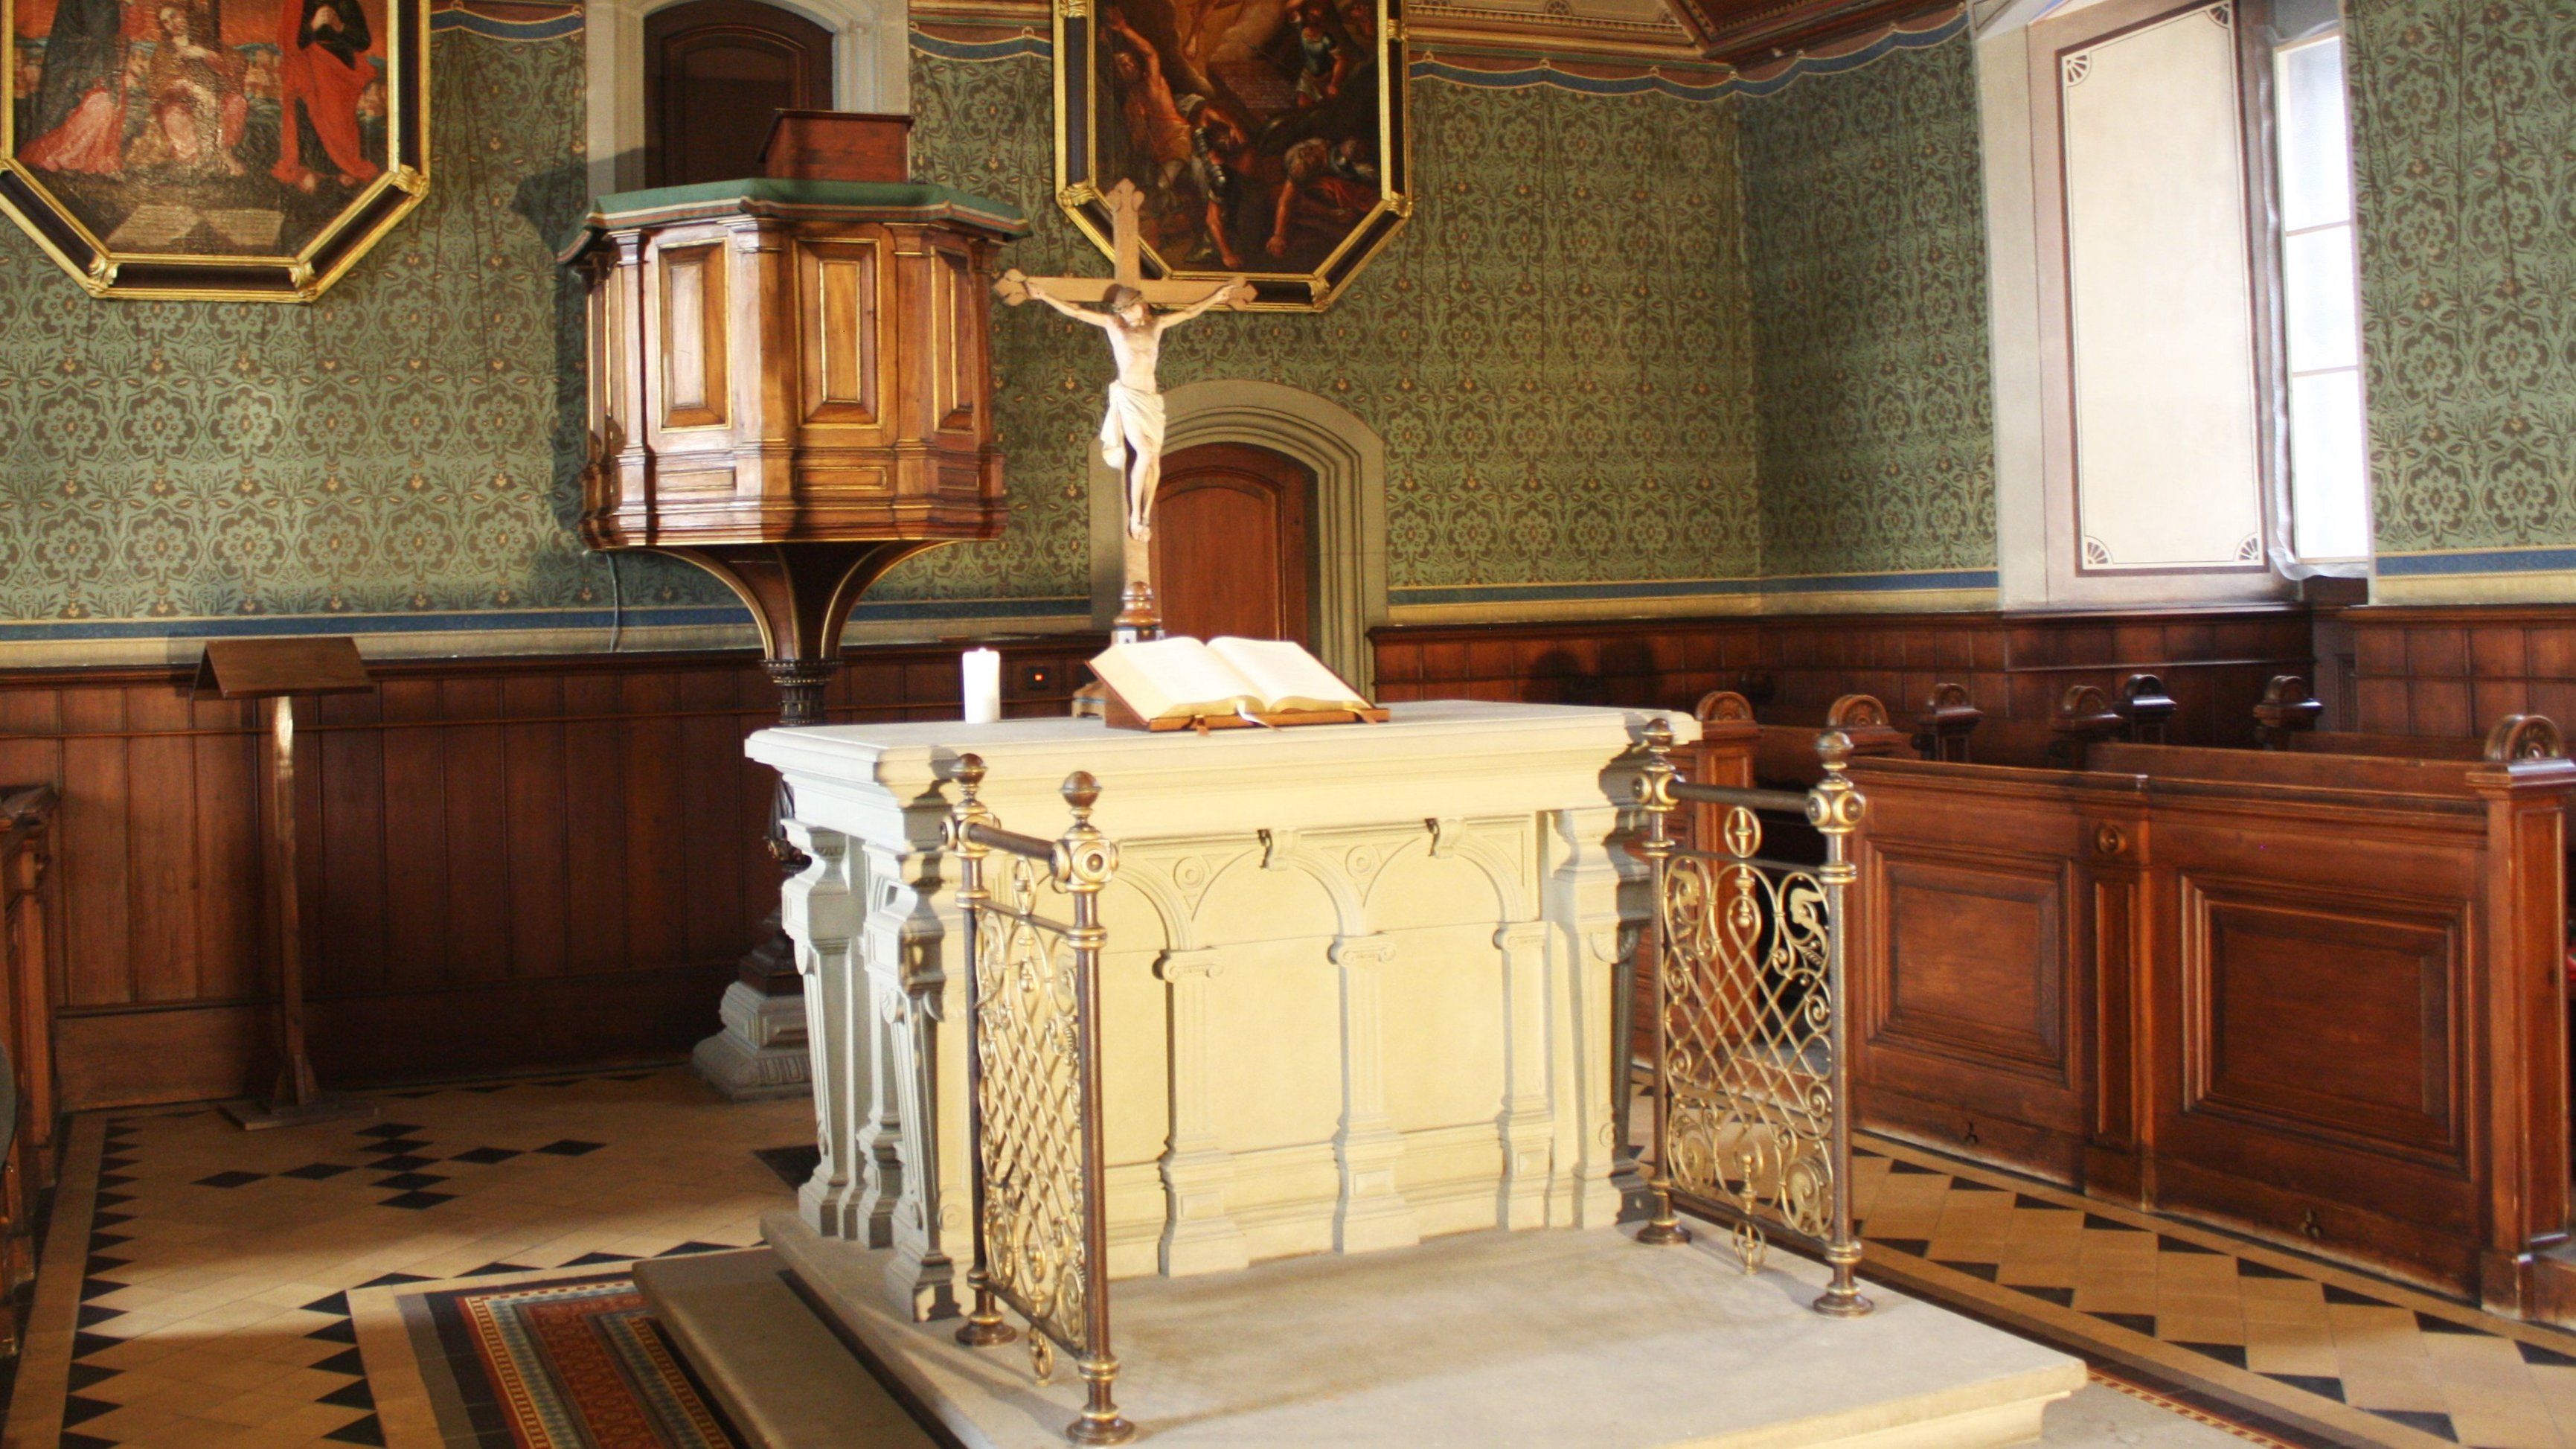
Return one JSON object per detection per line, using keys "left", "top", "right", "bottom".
{"left": 1, "top": 0, "right": 426, "bottom": 299}
{"left": 1057, "top": 0, "right": 1409, "bottom": 310}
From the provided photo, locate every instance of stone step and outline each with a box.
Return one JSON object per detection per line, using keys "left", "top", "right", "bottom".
{"left": 762, "top": 1209, "right": 2087, "bottom": 1449}
{"left": 635, "top": 1247, "right": 942, "bottom": 1449}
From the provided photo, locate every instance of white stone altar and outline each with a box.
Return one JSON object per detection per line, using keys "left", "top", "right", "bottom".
{"left": 745, "top": 700, "right": 1694, "bottom": 1320}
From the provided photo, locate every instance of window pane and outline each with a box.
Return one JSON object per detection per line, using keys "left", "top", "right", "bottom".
{"left": 2276, "top": 38, "right": 2351, "bottom": 231}
{"left": 2290, "top": 369, "right": 2371, "bottom": 559}
{"left": 2284, "top": 223, "right": 2359, "bottom": 373}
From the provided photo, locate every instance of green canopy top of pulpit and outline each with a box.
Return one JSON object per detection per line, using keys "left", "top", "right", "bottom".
{"left": 558, "top": 179, "right": 1031, "bottom": 264}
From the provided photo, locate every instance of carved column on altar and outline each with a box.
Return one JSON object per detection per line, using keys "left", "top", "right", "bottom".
{"left": 1155, "top": 947, "right": 1251, "bottom": 1276}
{"left": 1329, "top": 931, "right": 1420, "bottom": 1254}
{"left": 562, "top": 117, "right": 1028, "bottom": 1101}
{"left": 1551, "top": 804, "right": 1639, "bottom": 1229}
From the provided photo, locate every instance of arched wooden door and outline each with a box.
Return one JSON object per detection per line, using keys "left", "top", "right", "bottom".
{"left": 644, "top": 0, "right": 834, "bottom": 188}
{"left": 1151, "top": 443, "right": 1314, "bottom": 645}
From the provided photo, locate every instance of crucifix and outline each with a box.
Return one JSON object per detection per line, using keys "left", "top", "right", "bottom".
{"left": 996, "top": 179, "right": 1252, "bottom": 644}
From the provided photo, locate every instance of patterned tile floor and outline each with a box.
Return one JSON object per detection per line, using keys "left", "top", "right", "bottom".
{"left": 16, "top": 1066, "right": 2576, "bottom": 1447}
{"left": 0, "top": 1068, "right": 807, "bottom": 1449}
{"left": 1852, "top": 1135, "right": 2576, "bottom": 1449}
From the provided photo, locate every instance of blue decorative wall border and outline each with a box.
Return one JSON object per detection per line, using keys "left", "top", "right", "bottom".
{"left": 1389, "top": 568, "right": 1998, "bottom": 607}
{"left": 1408, "top": 60, "right": 1734, "bottom": 101}
{"left": 0, "top": 595, "right": 1089, "bottom": 646}
{"left": 428, "top": 7, "right": 583, "bottom": 41}
{"left": 2376, "top": 548, "right": 2576, "bottom": 578}
{"left": 909, "top": 28, "right": 1053, "bottom": 61}
{"left": 1728, "top": 9, "right": 1967, "bottom": 98}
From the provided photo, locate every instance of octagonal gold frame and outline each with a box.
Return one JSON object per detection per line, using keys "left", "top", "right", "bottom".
{"left": 0, "top": 0, "right": 430, "bottom": 302}
{"left": 1051, "top": 0, "right": 1410, "bottom": 311}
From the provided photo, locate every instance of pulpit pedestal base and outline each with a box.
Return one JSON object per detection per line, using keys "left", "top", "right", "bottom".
{"left": 220, "top": 1091, "right": 376, "bottom": 1131}
{"left": 691, "top": 979, "right": 813, "bottom": 1103}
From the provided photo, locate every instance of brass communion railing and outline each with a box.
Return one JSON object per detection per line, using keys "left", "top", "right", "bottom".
{"left": 1632, "top": 720, "right": 1871, "bottom": 1318}
{"left": 946, "top": 755, "right": 1134, "bottom": 1446}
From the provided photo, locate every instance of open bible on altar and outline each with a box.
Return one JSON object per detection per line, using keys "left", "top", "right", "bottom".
{"left": 1091, "top": 636, "right": 1390, "bottom": 732}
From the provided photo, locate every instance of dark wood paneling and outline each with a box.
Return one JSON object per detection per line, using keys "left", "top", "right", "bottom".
{"left": 1852, "top": 764, "right": 2099, "bottom": 1183}
{"left": 1, "top": 636, "right": 1100, "bottom": 1110}
{"left": 1845, "top": 735, "right": 2572, "bottom": 1310}
{"left": 1371, "top": 607, "right": 2313, "bottom": 755}
{"left": 2333, "top": 605, "right": 2576, "bottom": 738}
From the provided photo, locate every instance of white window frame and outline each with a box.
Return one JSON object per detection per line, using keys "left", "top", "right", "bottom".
{"left": 1979, "top": 0, "right": 2368, "bottom": 608}
{"left": 2264, "top": 22, "right": 2374, "bottom": 574}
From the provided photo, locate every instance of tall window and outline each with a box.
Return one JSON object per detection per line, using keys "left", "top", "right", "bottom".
{"left": 2272, "top": 19, "right": 2370, "bottom": 565}
{"left": 2017, "top": 0, "right": 2373, "bottom": 603}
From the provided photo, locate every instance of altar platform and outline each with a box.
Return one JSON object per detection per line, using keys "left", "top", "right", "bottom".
{"left": 640, "top": 1212, "right": 2085, "bottom": 1449}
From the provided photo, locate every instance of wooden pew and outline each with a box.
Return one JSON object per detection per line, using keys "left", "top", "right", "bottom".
{"left": 1832, "top": 694, "right": 2575, "bottom": 1317}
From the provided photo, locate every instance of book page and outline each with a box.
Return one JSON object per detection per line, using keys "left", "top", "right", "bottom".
{"left": 1090, "top": 637, "right": 1261, "bottom": 722}
{"left": 1206, "top": 638, "right": 1368, "bottom": 713}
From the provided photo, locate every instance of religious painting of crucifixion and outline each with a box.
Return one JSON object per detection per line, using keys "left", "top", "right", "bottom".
{"left": 1054, "top": 0, "right": 1409, "bottom": 310}
{"left": 0, "top": 0, "right": 427, "bottom": 299}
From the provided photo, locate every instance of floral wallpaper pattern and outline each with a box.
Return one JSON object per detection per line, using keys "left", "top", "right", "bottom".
{"left": 0, "top": 33, "right": 1768, "bottom": 633}
{"left": 904, "top": 49, "right": 1763, "bottom": 599}
{"left": 2345, "top": 0, "right": 2575, "bottom": 557}
{"left": 1738, "top": 28, "right": 1996, "bottom": 580}
{"left": 0, "top": 31, "right": 731, "bottom": 624}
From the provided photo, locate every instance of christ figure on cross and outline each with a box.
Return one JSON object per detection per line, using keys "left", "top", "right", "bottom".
{"left": 993, "top": 181, "right": 1252, "bottom": 554}
{"left": 999, "top": 276, "right": 1247, "bottom": 541}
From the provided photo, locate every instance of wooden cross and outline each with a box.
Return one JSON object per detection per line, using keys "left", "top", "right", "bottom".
{"left": 994, "top": 180, "right": 1245, "bottom": 310}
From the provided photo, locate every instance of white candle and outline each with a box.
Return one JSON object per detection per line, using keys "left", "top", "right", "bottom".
{"left": 962, "top": 648, "right": 1002, "bottom": 724}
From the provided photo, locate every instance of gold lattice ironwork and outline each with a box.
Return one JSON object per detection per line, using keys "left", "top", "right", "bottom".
{"left": 1631, "top": 721, "right": 1873, "bottom": 1318}
{"left": 948, "top": 756, "right": 1136, "bottom": 1445}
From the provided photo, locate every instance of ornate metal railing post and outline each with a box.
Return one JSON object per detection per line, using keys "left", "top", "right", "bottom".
{"left": 1631, "top": 717, "right": 1871, "bottom": 1319}
{"left": 1055, "top": 775, "right": 1130, "bottom": 1445}
{"left": 949, "top": 755, "right": 1019, "bottom": 1352}
{"left": 1631, "top": 720, "right": 1691, "bottom": 1248}
{"left": 947, "top": 758, "right": 1135, "bottom": 1445}
{"left": 1807, "top": 730, "right": 1871, "bottom": 1318}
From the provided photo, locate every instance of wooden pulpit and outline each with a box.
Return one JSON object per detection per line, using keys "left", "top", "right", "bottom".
{"left": 559, "top": 114, "right": 1030, "bottom": 723}
{"left": 195, "top": 638, "right": 378, "bottom": 1130}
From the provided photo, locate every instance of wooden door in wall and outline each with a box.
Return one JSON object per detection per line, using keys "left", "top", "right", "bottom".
{"left": 644, "top": 0, "right": 834, "bottom": 188}
{"left": 1151, "top": 444, "right": 1314, "bottom": 645}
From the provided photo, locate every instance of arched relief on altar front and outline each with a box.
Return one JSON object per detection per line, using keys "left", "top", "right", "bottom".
{"left": 1356, "top": 819, "right": 1531, "bottom": 929}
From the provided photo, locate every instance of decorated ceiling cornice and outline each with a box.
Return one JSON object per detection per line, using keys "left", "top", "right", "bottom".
{"left": 911, "top": 0, "right": 1958, "bottom": 67}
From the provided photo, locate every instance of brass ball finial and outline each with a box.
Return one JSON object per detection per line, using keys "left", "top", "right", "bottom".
{"left": 1641, "top": 717, "right": 1674, "bottom": 752}
{"left": 955, "top": 752, "right": 987, "bottom": 795}
{"left": 1063, "top": 770, "right": 1102, "bottom": 813}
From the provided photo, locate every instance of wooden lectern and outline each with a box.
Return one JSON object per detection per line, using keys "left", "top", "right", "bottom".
{"left": 194, "top": 638, "right": 378, "bottom": 1130}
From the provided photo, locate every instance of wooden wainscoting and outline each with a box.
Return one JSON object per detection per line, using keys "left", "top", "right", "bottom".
{"left": 2329, "top": 605, "right": 2576, "bottom": 737}
{"left": 0, "top": 638, "right": 1097, "bottom": 1111}
{"left": 1852, "top": 763, "right": 2112, "bottom": 1183}
{"left": 1371, "top": 607, "right": 2315, "bottom": 751}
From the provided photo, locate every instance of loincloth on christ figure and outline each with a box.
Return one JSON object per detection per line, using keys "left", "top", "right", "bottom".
{"left": 1098, "top": 381, "right": 1168, "bottom": 534}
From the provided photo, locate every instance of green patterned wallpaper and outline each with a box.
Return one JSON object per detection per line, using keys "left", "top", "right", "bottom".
{"left": 0, "top": 30, "right": 733, "bottom": 629}
{"left": 903, "top": 51, "right": 1762, "bottom": 601}
{"left": 0, "top": 33, "right": 1769, "bottom": 640}
{"left": 1738, "top": 28, "right": 1996, "bottom": 581}
{"left": 2346, "top": 0, "right": 2576, "bottom": 559}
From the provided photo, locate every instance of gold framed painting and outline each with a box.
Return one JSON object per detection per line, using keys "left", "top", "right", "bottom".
{"left": 1, "top": 0, "right": 428, "bottom": 300}
{"left": 1055, "top": 0, "right": 1409, "bottom": 310}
